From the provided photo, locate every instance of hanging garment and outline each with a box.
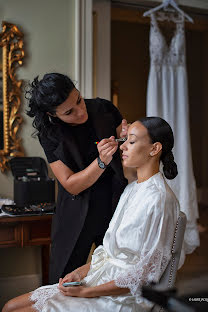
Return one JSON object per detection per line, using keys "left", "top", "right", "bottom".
{"left": 30, "top": 173, "right": 180, "bottom": 312}
{"left": 146, "top": 13, "right": 200, "bottom": 255}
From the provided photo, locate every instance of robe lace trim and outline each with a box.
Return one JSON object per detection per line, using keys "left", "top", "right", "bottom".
{"left": 30, "top": 284, "right": 59, "bottom": 312}
{"left": 114, "top": 248, "right": 170, "bottom": 300}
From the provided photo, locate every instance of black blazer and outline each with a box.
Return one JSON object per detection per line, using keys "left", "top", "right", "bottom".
{"left": 48, "top": 98, "right": 127, "bottom": 283}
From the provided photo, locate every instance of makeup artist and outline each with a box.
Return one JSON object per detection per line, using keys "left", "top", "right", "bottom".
{"left": 26, "top": 73, "right": 128, "bottom": 284}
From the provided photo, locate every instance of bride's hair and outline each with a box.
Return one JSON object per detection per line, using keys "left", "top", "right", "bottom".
{"left": 25, "top": 73, "right": 75, "bottom": 136}
{"left": 139, "top": 117, "right": 178, "bottom": 180}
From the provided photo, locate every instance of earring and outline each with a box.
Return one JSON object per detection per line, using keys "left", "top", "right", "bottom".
{"left": 150, "top": 152, "right": 154, "bottom": 156}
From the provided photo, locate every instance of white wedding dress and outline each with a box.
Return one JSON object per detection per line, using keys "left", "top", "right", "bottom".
{"left": 146, "top": 13, "right": 200, "bottom": 255}
{"left": 30, "top": 173, "right": 180, "bottom": 312}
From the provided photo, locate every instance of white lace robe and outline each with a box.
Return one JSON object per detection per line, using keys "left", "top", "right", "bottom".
{"left": 30, "top": 172, "right": 180, "bottom": 312}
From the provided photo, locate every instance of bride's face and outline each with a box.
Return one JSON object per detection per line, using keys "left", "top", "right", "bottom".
{"left": 120, "top": 121, "right": 153, "bottom": 168}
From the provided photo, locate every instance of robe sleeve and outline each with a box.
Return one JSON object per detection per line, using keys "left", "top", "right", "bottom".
{"left": 114, "top": 192, "right": 177, "bottom": 300}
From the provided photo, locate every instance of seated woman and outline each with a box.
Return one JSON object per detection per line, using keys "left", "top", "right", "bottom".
{"left": 3, "top": 117, "right": 181, "bottom": 312}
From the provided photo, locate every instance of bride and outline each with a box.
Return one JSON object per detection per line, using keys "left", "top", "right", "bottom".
{"left": 3, "top": 117, "right": 181, "bottom": 312}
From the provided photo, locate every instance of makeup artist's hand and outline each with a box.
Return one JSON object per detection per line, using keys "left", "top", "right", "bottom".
{"left": 120, "top": 119, "right": 129, "bottom": 138}
{"left": 97, "top": 136, "right": 118, "bottom": 165}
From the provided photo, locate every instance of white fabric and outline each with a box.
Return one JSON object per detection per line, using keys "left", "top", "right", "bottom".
{"left": 30, "top": 172, "right": 180, "bottom": 312}
{"left": 30, "top": 284, "right": 59, "bottom": 311}
{"left": 146, "top": 13, "right": 200, "bottom": 254}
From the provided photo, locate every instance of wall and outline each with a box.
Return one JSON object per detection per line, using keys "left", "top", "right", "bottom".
{"left": 117, "top": 0, "right": 208, "bottom": 10}
{"left": 0, "top": 0, "right": 76, "bottom": 198}
{"left": 0, "top": 0, "right": 76, "bottom": 307}
{"left": 93, "top": 0, "right": 111, "bottom": 100}
{"left": 157, "top": 0, "right": 208, "bottom": 10}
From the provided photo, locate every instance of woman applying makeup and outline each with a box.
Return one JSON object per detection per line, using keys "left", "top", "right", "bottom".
{"left": 25, "top": 73, "right": 128, "bottom": 284}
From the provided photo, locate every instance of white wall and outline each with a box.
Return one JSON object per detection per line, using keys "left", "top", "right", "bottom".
{"left": 119, "top": 0, "right": 208, "bottom": 10}
{"left": 178, "top": 0, "right": 208, "bottom": 9}
{"left": 164, "top": 0, "right": 208, "bottom": 9}
{"left": 93, "top": 0, "right": 111, "bottom": 100}
{"left": 0, "top": 0, "right": 76, "bottom": 307}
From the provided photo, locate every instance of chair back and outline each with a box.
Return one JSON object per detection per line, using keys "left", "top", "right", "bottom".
{"left": 151, "top": 211, "right": 187, "bottom": 312}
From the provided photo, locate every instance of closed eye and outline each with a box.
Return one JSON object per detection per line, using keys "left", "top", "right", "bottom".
{"left": 77, "top": 96, "right": 82, "bottom": 104}
{"left": 65, "top": 109, "right": 72, "bottom": 115}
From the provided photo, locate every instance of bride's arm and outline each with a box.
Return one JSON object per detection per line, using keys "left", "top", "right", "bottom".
{"left": 59, "top": 280, "right": 129, "bottom": 297}
{"left": 59, "top": 261, "right": 129, "bottom": 297}
{"left": 74, "top": 262, "right": 91, "bottom": 280}
{"left": 84, "top": 281, "right": 129, "bottom": 297}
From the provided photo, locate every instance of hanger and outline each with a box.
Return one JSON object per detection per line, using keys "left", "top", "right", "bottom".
{"left": 143, "top": 0, "right": 194, "bottom": 23}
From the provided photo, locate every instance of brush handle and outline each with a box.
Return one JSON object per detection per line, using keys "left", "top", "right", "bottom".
{"left": 115, "top": 137, "right": 127, "bottom": 142}
{"left": 94, "top": 137, "right": 127, "bottom": 145}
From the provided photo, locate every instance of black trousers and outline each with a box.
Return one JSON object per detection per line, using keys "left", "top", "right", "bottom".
{"left": 61, "top": 178, "right": 113, "bottom": 278}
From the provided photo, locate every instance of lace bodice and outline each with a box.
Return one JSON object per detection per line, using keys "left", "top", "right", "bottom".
{"left": 150, "top": 13, "right": 185, "bottom": 67}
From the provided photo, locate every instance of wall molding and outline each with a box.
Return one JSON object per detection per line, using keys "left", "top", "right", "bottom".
{"left": 75, "top": 0, "right": 93, "bottom": 98}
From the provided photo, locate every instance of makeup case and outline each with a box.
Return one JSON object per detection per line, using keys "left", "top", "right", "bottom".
{"left": 10, "top": 157, "right": 55, "bottom": 206}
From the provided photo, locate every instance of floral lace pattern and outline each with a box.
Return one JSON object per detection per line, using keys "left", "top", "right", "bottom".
{"left": 30, "top": 284, "right": 59, "bottom": 312}
{"left": 150, "top": 13, "right": 185, "bottom": 67}
{"left": 115, "top": 248, "right": 170, "bottom": 301}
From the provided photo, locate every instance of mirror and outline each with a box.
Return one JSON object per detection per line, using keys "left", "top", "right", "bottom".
{"left": 0, "top": 21, "right": 24, "bottom": 172}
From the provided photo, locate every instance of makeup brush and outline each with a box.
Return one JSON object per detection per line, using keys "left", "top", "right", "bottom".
{"left": 94, "top": 137, "right": 127, "bottom": 144}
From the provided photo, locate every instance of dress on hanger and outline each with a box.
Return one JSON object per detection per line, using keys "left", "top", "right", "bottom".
{"left": 146, "top": 13, "right": 200, "bottom": 256}
{"left": 30, "top": 173, "right": 180, "bottom": 312}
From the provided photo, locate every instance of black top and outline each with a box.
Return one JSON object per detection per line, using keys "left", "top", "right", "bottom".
{"left": 39, "top": 97, "right": 123, "bottom": 224}
{"left": 39, "top": 98, "right": 122, "bottom": 169}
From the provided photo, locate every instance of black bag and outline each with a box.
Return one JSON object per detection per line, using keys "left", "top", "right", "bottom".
{"left": 10, "top": 157, "right": 55, "bottom": 205}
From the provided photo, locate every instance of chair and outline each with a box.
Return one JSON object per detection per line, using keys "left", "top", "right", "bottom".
{"left": 151, "top": 211, "right": 187, "bottom": 312}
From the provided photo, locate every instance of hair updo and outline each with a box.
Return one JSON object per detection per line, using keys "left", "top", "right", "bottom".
{"left": 26, "top": 73, "right": 75, "bottom": 136}
{"left": 138, "top": 117, "right": 178, "bottom": 180}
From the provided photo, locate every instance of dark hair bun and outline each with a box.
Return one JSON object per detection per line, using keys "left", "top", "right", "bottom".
{"left": 138, "top": 117, "right": 178, "bottom": 180}
{"left": 25, "top": 73, "right": 75, "bottom": 137}
{"left": 161, "top": 151, "right": 178, "bottom": 180}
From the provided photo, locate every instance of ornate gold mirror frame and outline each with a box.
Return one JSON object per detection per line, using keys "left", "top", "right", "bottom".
{"left": 0, "top": 22, "right": 24, "bottom": 172}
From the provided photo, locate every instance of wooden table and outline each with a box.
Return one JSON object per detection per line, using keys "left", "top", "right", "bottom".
{"left": 0, "top": 214, "right": 53, "bottom": 285}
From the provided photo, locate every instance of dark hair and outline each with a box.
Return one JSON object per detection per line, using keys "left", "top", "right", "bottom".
{"left": 138, "top": 117, "right": 178, "bottom": 180}
{"left": 26, "top": 73, "right": 75, "bottom": 136}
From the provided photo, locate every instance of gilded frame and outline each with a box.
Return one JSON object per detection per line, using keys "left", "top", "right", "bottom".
{"left": 0, "top": 22, "right": 24, "bottom": 172}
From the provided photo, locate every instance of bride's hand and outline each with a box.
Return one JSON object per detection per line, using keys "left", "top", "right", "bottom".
{"left": 58, "top": 282, "right": 95, "bottom": 298}
{"left": 58, "top": 284, "right": 88, "bottom": 297}
{"left": 59, "top": 271, "right": 81, "bottom": 286}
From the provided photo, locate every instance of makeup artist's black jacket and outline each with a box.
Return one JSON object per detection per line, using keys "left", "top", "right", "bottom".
{"left": 39, "top": 98, "right": 127, "bottom": 284}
